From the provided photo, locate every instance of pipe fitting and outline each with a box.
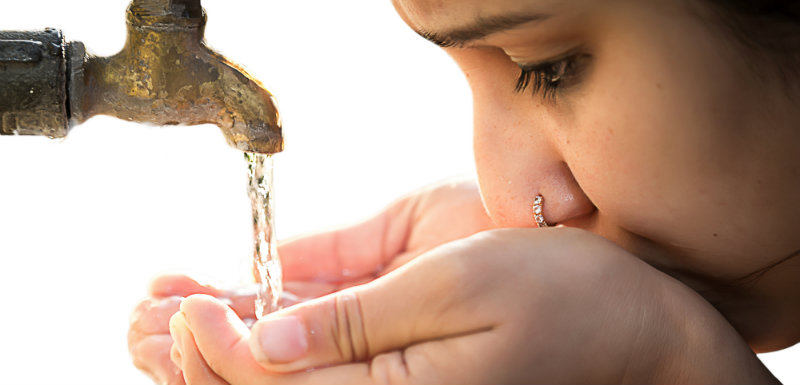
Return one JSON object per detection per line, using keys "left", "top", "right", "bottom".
{"left": 0, "top": 0, "right": 283, "bottom": 154}
{"left": 0, "top": 29, "right": 71, "bottom": 138}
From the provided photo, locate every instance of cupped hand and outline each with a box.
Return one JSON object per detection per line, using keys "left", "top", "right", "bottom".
{"left": 128, "top": 275, "right": 259, "bottom": 385}
{"left": 278, "top": 177, "right": 494, "bottom": 299}
{"left": 130, "top": 178, "right": 493, "bottom": 384}
{"left": 169, "top": 228, "right": 778, "bottom": 385}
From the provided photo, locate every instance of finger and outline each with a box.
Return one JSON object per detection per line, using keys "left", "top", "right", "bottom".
{"left": 178, "top": 295, "right": 267, "bottom": 385}
{"left": 216, "top": 287, "right": 257, "bottom": 320}
{"left": 358, "top": 328, "right": 501, "bottom": 385}
{"left": 282, "top": 281, "right": 337, "bottom": 300}
{"left": 130, "top": 296, "right": 183, "bottom": 336}
{"left": 149, "top": 275, "right": 257, "bottom": 320}
{"left": 177, "top": 294, "right": 375, "bottom": 385}
{"left": 129, "top": 334, "right": 185, "bottom": 385}
{"left": 128, "top": 297, "right": 185, "bottom": 385}
{"left": 248, "top": 234, "right": 500, "bottom": 373}
{"left": 178, "top": 295, "right": 500, "bottom": 385}
{"left": 282, "top": 278, "right": 375, "bottom": 301}
{"left": 278, "top": 194, "right": 417, "bottom": 283}
{"left": 149, "top": 275, "right": 223, "bottom": 298}
{"left": 171, "top": 342, "right": 182, "bottom": 368}
{"left": 170, "top": 311, "right": 230, "bottom": 385}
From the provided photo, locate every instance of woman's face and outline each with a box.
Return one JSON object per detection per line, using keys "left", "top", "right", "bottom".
{"left": 392, "top": 0, "right": 800, "bottom": 333}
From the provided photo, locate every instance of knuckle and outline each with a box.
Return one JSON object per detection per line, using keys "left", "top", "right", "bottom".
{"left": 149, "top": 274, "right": 201, "bottom": 297}
{"left": 129, "top": 340, "right": 155, "bottom": 371}
{"left": 131, "top": 296, "right": 183, "bottom": 334}
{"left": 331, "top": 291, "right": 370, "bottom": 363}
{"left": 369, "top": 351, "right": 412, "bottom": 385}
{"left": 130, "top": 334, "right": 175, "bottom": 370}
{"left": 170, "top": 343, "right": 182, "bottom": 367}
{"left": 127, "top": 328, "right": 144, "bottom": 351}
{"left": 130, "top": 298, "right": 156, "bottom": 326}
{"left": 128, "top": 335, "right": 186, "bottom": 385}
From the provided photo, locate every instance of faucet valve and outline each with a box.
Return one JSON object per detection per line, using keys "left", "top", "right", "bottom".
{"left": 0, "top": 0, "right": 283, "bottom": 154}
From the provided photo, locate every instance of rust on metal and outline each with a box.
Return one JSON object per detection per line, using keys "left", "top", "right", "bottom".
{"left": 0, "top": 0, "right": 283, "bottom": 154}
{"left": 0, "top": 29, "right": 69, "bottom": 138}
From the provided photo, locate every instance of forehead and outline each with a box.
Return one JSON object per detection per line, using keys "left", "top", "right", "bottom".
{"left": 392, "top": 0, "right": 561, "bottom": 31}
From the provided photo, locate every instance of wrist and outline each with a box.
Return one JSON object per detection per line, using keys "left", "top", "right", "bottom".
{"left": 649, "top": 280, "right": 779, "bottom": 385}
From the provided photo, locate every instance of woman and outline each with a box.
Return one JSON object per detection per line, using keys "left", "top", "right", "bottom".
{"left": 129, "top": 0, "right": 799, "bottom": 383}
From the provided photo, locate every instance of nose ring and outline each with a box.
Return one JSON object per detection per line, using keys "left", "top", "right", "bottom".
{"left": 533, "top": 194, "right": 549, "bottom": 228}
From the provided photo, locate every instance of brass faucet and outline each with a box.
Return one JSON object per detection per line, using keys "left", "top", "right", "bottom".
{"left": 0, "top": 0, "right": 283, "bottom": 154}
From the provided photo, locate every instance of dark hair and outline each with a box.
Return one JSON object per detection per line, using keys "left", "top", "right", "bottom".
{"left": 704, "top": 0, "right": 800, "bottom": 81}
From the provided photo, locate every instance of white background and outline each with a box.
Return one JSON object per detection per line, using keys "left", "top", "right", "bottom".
{"left": 0, "top": 0, "right": 796, "bottom": 384}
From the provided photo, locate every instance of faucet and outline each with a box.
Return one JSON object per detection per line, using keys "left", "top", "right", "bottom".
{"left": 0, "top": 0, "right": 283, "bottom": 154}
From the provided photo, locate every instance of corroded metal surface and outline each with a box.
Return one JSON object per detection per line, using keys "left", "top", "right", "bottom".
{"left": 0, "top": 29, "right": 69, "bottom": 138}
{"left": 0, "top": 0, "right": 283, "bottom": 154}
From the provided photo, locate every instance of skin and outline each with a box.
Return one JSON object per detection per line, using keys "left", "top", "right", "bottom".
{"left": 137, "top": 227, "right": 778, "bottom": 384}
{"left": 130, "top": 180, "right": 499, "bottom": 384}
{"left": 395, "top": 0, "right": 800, "bottom": 350}
{"left": 128, "top": 0, "right": 800, "bottom": 383}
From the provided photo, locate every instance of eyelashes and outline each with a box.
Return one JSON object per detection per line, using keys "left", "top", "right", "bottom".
{"left": 514, "top": 53, "right": 589, "bottom": 100}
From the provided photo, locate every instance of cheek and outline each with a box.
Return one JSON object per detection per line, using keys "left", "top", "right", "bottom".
{"left": 564, "top": 6, "right": 765, "bottom": 276}
{"left": 457, "top": 48, "right": 594, "bottom": 228}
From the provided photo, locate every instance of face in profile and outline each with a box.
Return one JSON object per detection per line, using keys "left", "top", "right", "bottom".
{"left": 392, "top": 0, "right": 800, "bottom": 348}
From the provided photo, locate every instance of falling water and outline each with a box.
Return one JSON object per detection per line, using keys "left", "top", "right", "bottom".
{"left": 245, "top": 152, "right": 282, "bottom": 319}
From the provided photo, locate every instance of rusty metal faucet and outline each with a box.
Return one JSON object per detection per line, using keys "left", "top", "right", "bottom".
{"left": 0, "top": 0, "right": 283, "bottom": 154}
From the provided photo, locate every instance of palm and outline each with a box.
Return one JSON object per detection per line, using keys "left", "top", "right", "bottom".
{"left": 279, "top": 178, "right": 494, "bottom": 299}
{"left": 383, "top": 179, "right": 495, "bottom": 272}
{"left": 128, "top": 179, "right": 493, "bottom": 385}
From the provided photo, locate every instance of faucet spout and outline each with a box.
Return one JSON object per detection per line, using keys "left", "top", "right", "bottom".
{"left": 0, "top": 0, "right": 283, "bottom": 154}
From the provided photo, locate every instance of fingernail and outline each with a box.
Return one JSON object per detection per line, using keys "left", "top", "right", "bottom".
{"left": 255, "top": 316, "right": 308, "bottom": 363}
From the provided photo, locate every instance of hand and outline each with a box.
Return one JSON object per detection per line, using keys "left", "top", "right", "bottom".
{"left": 278, "top": 177, "right": 494, "bottom": 300}
{"left": 169, "top": 228, "right": 779, "bottom": 384}
{"left": 128, "top": 275, "right": 259, "bottom": 385}
{"left": 130, "top": 178, "right": 493, "bottom": 384}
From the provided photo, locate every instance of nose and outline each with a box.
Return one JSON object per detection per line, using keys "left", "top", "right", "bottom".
{"left": 528, "top": 162, "right": 596, "bottom": 227}
{"left": 475, "top": 140, "right": 596, "bottom": 227}
{"left": 471, "top": 85, "right": 594, "bottom": 229}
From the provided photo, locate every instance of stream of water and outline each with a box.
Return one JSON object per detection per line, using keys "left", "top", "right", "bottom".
{"left": 245, "top": 152, "right": 282, "bottom": 319}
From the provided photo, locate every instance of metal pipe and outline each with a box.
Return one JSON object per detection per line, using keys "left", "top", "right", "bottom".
{"left": 0, "top": 29, "right": 70, "bottom": 138}
{"left": 0, "top": 0, "right": 283, "bottom": 154}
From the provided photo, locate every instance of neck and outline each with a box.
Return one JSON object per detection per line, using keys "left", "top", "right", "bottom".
{"left": 695, "top": 247, "right": 800, "bottom": 353}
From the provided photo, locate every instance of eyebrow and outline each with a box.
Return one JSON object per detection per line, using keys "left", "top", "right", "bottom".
{"left": 416, "top": 13, "right": 551, "bottom": 48}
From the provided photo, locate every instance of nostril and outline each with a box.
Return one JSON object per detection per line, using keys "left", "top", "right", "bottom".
{"left": 539, "top": 190, "right": 596, "bottom": 227}
{"left": 537, "top": 163, "right": 596, "bottom": 227}
{"left": 549, "top": 204, "right": 597, "bottom": 228}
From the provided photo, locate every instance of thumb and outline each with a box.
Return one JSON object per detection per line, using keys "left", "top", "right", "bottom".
{"left": 248, "top": 235, "right": 497, "bottom": 373}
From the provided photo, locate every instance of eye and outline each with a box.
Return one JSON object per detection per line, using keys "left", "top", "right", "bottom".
{"left": 515, "top": 52, "right": 590, "bottom": 100}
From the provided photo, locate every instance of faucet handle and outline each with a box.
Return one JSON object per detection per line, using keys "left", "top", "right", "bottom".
{"left": 129, "top": 0, "right": 204, "bottom": 25}
{"left": 172, "top": 0, "right": 203, "bottom": 18}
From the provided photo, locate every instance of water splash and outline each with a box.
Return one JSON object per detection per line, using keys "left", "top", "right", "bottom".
{"left": 245, "top": 152, "right": 282, "bottom": 318}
